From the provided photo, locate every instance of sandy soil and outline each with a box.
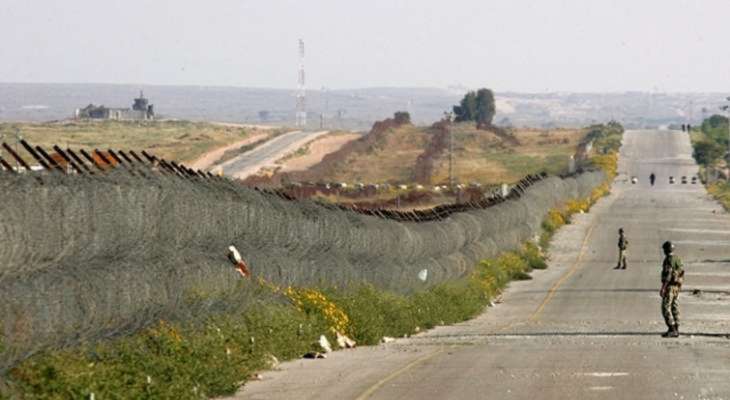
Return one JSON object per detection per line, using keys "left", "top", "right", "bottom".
{"left": 211, "top": 122, "right": 280, "bottom": 130}
{"left": 278, "top": 133, "right": 361, "bottom": 172}
{"left": 188, "top": 133, "right": 268, "bottom": 170}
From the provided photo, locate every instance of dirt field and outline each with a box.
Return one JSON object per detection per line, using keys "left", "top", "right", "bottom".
{"left": 432, "top": 125, "right": 585, "bottom": 184}
{"left": 322, "top": 124, "right": 431, "bottom": 183}
{"left": 0, "top": 120, "right": 274, "bottom": 165}
{"left": 279, "top": 122, "right": 586, "bottom": 186}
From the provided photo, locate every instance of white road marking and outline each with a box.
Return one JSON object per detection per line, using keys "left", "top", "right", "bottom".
{"left": 666, "top": 228, "right": 730, "bottom": 235}
{"left": 588, "top": 386, "right": 614, "bottom": 391}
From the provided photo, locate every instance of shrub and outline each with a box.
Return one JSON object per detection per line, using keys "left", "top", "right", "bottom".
{"left": 520, "top": 242, "right": 547, "bottom": 270}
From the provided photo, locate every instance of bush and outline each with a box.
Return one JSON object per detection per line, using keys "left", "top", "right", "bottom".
{"left": 520, "top": 242, "right": 547, "bottom": 270}
{"left": 583, "top": 122, "right": 624, "bottom": 155}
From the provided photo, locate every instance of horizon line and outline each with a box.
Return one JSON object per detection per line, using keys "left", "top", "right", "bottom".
{"left": 1, "top": 81, "right": 729, "bottom": 95}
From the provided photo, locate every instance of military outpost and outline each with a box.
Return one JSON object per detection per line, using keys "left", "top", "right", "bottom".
{"left": 74, "top": 91, "right": 155, "bottom": 121}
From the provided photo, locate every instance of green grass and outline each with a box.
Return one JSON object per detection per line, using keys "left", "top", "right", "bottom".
{"left": 4, "top": 246, "right": 542, "bottom": 400}
{"left": 488, "top": 152, "right": 569, "bottom": 177}
{"left": 7, "top": 306, "right": 328, "bottom": 400}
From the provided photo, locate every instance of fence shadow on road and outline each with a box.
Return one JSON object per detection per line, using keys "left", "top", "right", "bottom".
{"left": 479, "top": 332, "right": 730, "bottom": 339}
{"left": 516, "top": 288, "right": 730, "bottom": 295}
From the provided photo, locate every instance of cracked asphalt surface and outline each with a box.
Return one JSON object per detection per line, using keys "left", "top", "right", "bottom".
{"left": 227, "top": 129, "right": 730, "bottom": 400}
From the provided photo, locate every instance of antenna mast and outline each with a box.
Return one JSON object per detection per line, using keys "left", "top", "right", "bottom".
{"left": 296, "top": 39, "right": 307, "bottom": 128}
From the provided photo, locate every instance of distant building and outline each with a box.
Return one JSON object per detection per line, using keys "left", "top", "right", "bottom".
{"left": 75, "top": 91, "right": 155, "bottom": 121}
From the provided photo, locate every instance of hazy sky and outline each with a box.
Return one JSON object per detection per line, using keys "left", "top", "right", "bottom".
{"left": 2, "top": 0, "right": 730, "bottom": 92}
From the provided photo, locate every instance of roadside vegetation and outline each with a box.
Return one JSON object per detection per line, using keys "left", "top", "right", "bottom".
{"left": 3, "top": 242, "right": 556, "bottom": 400}
{"left": 692, "top": 114, "right": 728, "bottom": 165}
{"left": 706, "top": 182, "right": 730, "bottom": 210}
{"left": 0, "top": 120, "right": 278, "bottom": 165}
{"left": 689, "top": 114, "right": 730, "bottom": 209}
{"left": 583, "top": 121, "right": 624, "bottom": 156}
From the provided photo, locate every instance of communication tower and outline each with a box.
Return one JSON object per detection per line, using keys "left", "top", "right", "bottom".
{"left": 296, "top": 39, "right": 307, "bottom": 127}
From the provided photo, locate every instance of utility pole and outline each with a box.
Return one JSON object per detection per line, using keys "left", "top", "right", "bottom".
{"left": 296, "top": 39, "right": 306, "bottom": 128}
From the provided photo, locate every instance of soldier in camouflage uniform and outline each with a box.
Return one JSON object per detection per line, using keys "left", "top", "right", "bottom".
{"left": 660, "top": 241, "right": 684, "bottom": 338}
{"left": 614, "top": 228, "right": 628, "bottom": 269}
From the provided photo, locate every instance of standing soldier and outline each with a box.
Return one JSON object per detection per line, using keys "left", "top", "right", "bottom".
{"left": 660, "top": 241, "right": 684, "bottom": 338}
{"left": 614, "top": 228, "right": 628, "bottom": 269}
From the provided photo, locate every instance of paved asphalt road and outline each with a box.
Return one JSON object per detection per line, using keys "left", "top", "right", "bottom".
{"left": 230, "top": 129, "right": 730, "bottom": 400}
{"left": 219, "top": 130, "right": 328, "bottom": 179}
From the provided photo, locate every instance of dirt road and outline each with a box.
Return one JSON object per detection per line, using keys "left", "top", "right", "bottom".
{"left": 228, "top": 129, "right": 730, "bottom": 399}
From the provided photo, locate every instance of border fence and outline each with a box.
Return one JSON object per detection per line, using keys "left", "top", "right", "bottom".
{"left": 0, "top": 141, "right": 604, "bottom": 370}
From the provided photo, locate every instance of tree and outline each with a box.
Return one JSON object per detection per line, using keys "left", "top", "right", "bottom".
{"left": 452, "top": 88, "right": 496, "bottom": 129}
{"left": 701, "top": 114, "right": 729, "bottom": 146}
{"left": 453, "top": 91, "right": 477, "bottom": 122}
{"left": 704, "top": 114, "right": 729, "bottom": 130}
{"left": 693, "top": 139, "right": 725, "bottom": 166}
{"left": 474, "top": 88, "right": 496, "bottom": 128}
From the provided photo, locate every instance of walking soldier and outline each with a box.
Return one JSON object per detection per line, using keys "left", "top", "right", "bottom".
{"left": 615, "top": 228, "right": 628, "bottom": 269}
